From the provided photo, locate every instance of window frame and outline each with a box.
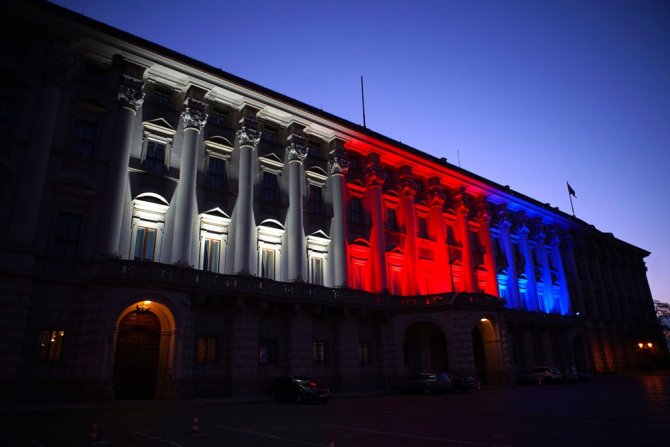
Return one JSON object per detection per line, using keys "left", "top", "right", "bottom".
{"left": 196, "top": 336, "right": 217, "bottom": 365}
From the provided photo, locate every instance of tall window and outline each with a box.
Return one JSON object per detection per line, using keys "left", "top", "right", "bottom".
{"left": 261, "top": 172, "right": 279, "bottom": 203}
{"left": 261, "top": 126, "right": 277, "bottom": 143}
{"left": 417, "top": 217, "right": 428, "bottom": 239}
{"left": 203, "top": 238, "right": 221, "bottom": 273}
{"left": 209, "top": 109, "right": 227, "bottom": 127}
{"left": 36, "top": 330, "right": 65, "bottom": 362}
{"left": 313, "top": 341, "right": 327, "bottom": 365}
{"left": 308, "top": 184, "right": 323, "bottom": 214}
{"left": 0, "top": 97, "right": 15, "bottom": 137}
{"left": 143, "top": 140, "right": 166, "bottom": 175}
{"left": 349, "top": 197, "right": 362, "bottom": 223}
{"left": 70, "top": 119, "right": 98, "bottom": 157}
{"left": 259, "top": 338, "right": 278, "bottom": 364}
{"left": 196, "top": 336, "right": 217, "bottom": 364}
{"left": 134, "top": 227, "right": 157, "bottom": 261}
{"left": 52, "top": 212, "right": 82, "bottom": 260}
{"left": 359, "top": 342, "right": 370, "bottom": 365}
{"left": 206, "top": 157, "right": 226, "bottom": 192}
{"left": 260, "top": 247, "right": 277, "bottom": 279}
{"left": 309, "top": 256, "right": 324, "bottom": 285}
{"left": 385, "top": 208, "right": 398, "bottom": 232}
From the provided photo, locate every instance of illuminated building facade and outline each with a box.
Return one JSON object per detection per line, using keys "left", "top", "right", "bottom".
{"left": 0, "top": 1, "right": 665, "bottom": 402}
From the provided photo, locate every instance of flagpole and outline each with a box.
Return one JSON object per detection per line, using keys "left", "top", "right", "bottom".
{"left": 569, "top": 193, "right": 575, "bottom": 217}
{"left": 567, "top": 182, "right": 576, "bottom": 217}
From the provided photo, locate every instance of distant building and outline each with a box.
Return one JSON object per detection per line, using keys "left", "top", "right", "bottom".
{"left": 0, "top": 1, "right": 666, "bottom": 403}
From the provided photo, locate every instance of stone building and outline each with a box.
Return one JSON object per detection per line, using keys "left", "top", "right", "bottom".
{"left": 0, "top": 1, "right": 665, "bottom": 403}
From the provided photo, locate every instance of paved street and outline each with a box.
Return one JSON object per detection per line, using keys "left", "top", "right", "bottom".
{"left": 2, "top": 374, "right": 669, "bottom": 447}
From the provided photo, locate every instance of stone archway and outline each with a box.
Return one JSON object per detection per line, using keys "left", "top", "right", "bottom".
{"left": 404, "top": 321, "right": 448, "bottom": 372}
{"left": 112, "top": 300, "right": 176, "bottom": 400}
{"left": 472, "top": 317, "right": 504, "bottom": 384}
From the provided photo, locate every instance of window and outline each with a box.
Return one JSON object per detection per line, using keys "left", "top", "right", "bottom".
{"left": 385, "top": 208, "right": 398, "bottom": 232}
{"left": 417, "top": 217, "right": 428, "bottom": 239}
{"left": 206, "top": 157, "right": 226, "bottom": 193}
{"left": 307, "top": 141, "right": 321, "bottom": 159}
{"left": 70, "top": 119, "right": 98, "bottom": 157}
{"left": 349, "top": 197, "right": 362, "bottom": 223}
{"left": 261, "top": 171, "right": 279, "bottom": 203}
{"left": 313, "top": 340, "right": 327, "bottom": 365}
{"left": 308, "top": 184, "right": 323, "bottom": 214}
{"left": 446, "top": 225, "right": 456, "bottom": 245}
{"left": 359, "top": 342, "right": 370, "bottom": 365}
{"left": 196, "top": 336, "right": 216, "bottom": 364}
{"left": 261, "top": 126, "right": 277, "bottom": 143}
{"left": 0, "top": 97, "right": 15, "bottom": 137}
{"left": 209, "top": 109, "right": 227, "bottom": 127}
{"left": 309, "top": 256, "right": 324, "bottom": 285}
{"left": 259, "top": 338, "right": 278, "bottom": 364}
{"left": 134, "top": 226, "right": 157, "bottom": 261}
{"left": 36, "top": 330, "right": 65, "bottom": 362}
{"left": 52, "top": 212, "right": 81, "bottom": 260}
{"left": 151, "top": 89, "right": 171, "bottom": 107}
{"left": 143, "top": 140, "right": 166, "bottom": 175}
{"left": 260, "top": 247, "right": 277, "bottom": 279}
{"left": 202, "top": 238, "right": 221, "bottom": 273}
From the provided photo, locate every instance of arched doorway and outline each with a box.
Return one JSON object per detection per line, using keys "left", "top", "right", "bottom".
{"left": 113, "top": 309, "right": 160, "bottom": 399}
{"left": 404, "top": 322, "right": 448, "bottom": 372}
{"left": 472, "top": 317, "right": 504, "bottom": 384}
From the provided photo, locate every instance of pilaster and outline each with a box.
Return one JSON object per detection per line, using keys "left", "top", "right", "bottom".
{"left": 398, "top": 166, "right": 418, "bottom": 295}
{"left": 365, "top": 152, "right": 387, "bottom": 293}
{"left": 454, "top": 187, "right": 475, "bottom": 292}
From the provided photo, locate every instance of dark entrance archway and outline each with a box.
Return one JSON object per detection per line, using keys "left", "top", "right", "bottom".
{"left": 113, "top": 311, "right": 161, "bottom": 399}
{"left": 404, "top": 322, "right": 448, "bottom": 372}
{"left": 472, "top": 326, "right": 487, "bottom": 383}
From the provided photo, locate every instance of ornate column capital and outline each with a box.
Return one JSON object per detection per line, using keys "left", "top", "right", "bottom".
{"left": 286, "top": 133, "right": 308, "bottom": 162}
{"left": 365, "top": 153, "right": 385, "bottom": 187}
{"left": 455, "top": 186, "right": 470, "bottom": 215}
{"left": 427, "top": 186, "right": 446, "bottom": 208}
{"left": 235, "top": 116, "right": 261, "bottom": 148}
{"left": 117, "top": 74, "right": 145, "bottom": 111}
{"left": 477, "top": 200, "right": 492, "bottom": 224}
{"left": 182, "top": 97, "right": 208, "bottom": 130}
{"left": 398, "top": 177, "right": 417, "bottom": 198}
{"left": 328, "top": 151, "right": 349, "bottom": 176}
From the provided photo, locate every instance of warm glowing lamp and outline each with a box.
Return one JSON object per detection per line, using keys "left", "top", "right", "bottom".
{"left": 480, "top": 318, "right": 489, "bottom": 322}
{"left": 647, "top": 342, "right": 653, "bottom": 348}
{"left": 136, "top": 300, "right": 152, "bottom": 312}
{"left": 638, "top": 343, "right": 644, "bottom": 349}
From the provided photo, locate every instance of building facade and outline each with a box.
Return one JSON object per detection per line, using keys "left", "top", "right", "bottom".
{"left": 0, "top": 1, "right": 665, "bottom": 403}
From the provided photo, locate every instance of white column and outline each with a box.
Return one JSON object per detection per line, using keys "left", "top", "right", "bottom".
{"left": 285, "top": 135, "right": 308, "bottom": 281}
{"left": 328, "top": 143, "right": 349, "bottom": 288}
{"left": 10, "top": 43, "right": 72, "bottom": 244}
{"left": 172, "top": 95, "right": 207, "bottom": 266}
{"left": 100, "top": 73, "right": 145, "bottom": 256}
{"left": 232, "top": 117, "right": 260, "bottom": 275}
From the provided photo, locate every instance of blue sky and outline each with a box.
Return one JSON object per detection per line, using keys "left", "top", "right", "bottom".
{"left": 52, "top": 0, "right": 670, "bottom": 304}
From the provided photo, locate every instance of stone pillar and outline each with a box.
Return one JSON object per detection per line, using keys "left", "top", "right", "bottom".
{"left": 284, "top": 131, "right": 308, "bottom": 282}
{"left": 328, "top": 140, "right": 349, "bottom": 288}
{"left": 427, "top": 177, "right": 450, "bottom": 292}
{"left": 454, "top": 187, "right": 475, "bottom": 292}
{"left": 476, "top": 199, "right": 499, "bottom": 296}
{"left": 10, "top": 41, "right": 72, "bottom": 244}
{"left": 398, "top": 166, "right": 418, "bottom": 295}
{"left": 232, "top": 113, "right": 261, "bottom": 275}
{"left": 517, "top": 218, "right": 539, "bottom": 311}
{"left": 498, "top": 208, "right": 520, "bottom": 309}
{"left": 172, "top": 91, "right": 208, "bottom": 266}
{"left": 100, "top": 63, "right": 145, "bottom": 256}
{"left": 365, "top": 153, "right": 387, "bottom": 293}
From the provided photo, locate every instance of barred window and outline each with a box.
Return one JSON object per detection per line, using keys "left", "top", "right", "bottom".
{"left": 259, "top": 338, "right": 278, "bottom": 364}
{"left": 206, "top": 157, "right": 226, "bottom": 193}
{"left": 209, "top": 109, "right": 227, "bottom": 127}
{"left": 36, "top": 330, "right": 65, "bottom": 362}
{"left": 143, "top": 140, "right": 166, "bottom": 175}
{"left": 313, "top": 340, "right": 327, "bottom": 365}
{"left": 261, "top": 172, "right": 279, "bottom": 203}
{"left": 151, "top": 89, "right": 171, "bottom": 107}
{"left": 196, "top": 336, "right": 217, "bottom": 364}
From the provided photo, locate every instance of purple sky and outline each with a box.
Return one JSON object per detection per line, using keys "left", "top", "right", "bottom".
{"left": 52, "top": 0, "right": 670, "bottom": 304}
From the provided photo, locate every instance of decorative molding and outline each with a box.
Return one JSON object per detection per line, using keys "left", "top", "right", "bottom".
{"left": 118, "top": 74, "right": 145, "bottom": 111}
{"left": 286, "top": 135, "right": 308, "bottom": 163}
{"left": 182, "top": 97, "right": 208, "bottom": 130}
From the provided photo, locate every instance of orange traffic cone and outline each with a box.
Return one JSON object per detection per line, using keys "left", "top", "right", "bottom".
{"left": 327, "top": 434, "right": 336, "bottom": 447}
{"left": 190, "top": 417, "right": 201, "bottom": 435}
{"left": 88, "top": 421, "right": 99, "bottom": 443}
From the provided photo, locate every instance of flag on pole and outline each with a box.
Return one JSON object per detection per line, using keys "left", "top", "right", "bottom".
{"left": 567, "top": 182, "right": 576, "bottom": 198}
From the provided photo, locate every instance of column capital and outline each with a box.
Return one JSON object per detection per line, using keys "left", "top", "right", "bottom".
{"left": 328, "top": 153, "right": 349, "bottom": 176}
{"left": 235, "top": 116, "right": 261, "bottom": 148}
{"left": 398, "top": 166, "right": 417, "bottom": 197}
{"left": 455, "top": 186, "right": 470, "bottom": 215}
{"left": 477, "top": 199, "right": 492, "bottom": 224}
{"left": 365, "top": 153, "right": 385, "bottom": 187}
{"left": 182, "top": 96, "right": 208, "bottom": 130}
{"left": 286, "top": 133, "right": 308, "bottom": 162}
{"left": 117, "top": 74, "right": 145, "bottom": 111}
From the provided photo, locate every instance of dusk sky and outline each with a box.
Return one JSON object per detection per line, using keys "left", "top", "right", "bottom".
{"left": 51, "top": 0, "right": 670, "bottom": 304}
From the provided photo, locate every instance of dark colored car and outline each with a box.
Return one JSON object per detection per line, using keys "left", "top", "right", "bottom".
{"left": 446, "top": 372, "right": 476, "bottom": 392}
{"left": 269, "top": 376, "right": 330, "bottom": 403}
{"left": 517, "top": 366, "right": 563, "bottom": 385}
{"left": 393, "top": 372, "right": 453, "bottom": 395}
{"left": 560, "top": 366, "right": 592, "bottom": 383}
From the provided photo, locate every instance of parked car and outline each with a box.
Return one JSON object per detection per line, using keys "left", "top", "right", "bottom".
{"left": 560, "top": 366, "right": 592, "bottom": 383}
{"left": 517, "top": 366, "right": 563, "bottom": 385}
{"left": 446, "top": 372, "right": 476, "bottom": 392}
{"left": 269, "top": 376, "right": 330, "bottom": 403}
{"left": 393, "top": 372, "right": 453, "bottom": 395}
